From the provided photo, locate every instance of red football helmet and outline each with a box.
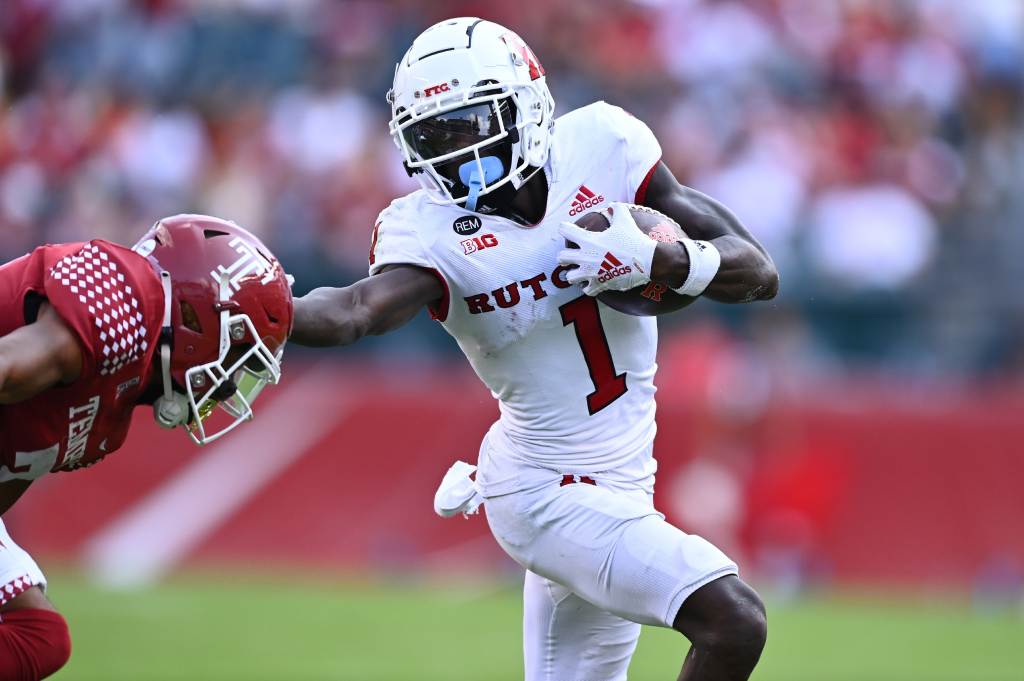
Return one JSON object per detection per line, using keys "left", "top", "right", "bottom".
{"left": 133, "top": 215, "right": 294, "bottom": 444}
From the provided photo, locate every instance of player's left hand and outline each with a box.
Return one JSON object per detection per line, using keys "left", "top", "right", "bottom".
{"left": 557, "top": 202, "right": 657, "bottom": 296}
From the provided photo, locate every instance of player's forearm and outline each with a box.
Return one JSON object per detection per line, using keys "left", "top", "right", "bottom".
{"left": 0, "top": 357, "right": 15, "bottom": 404}
{"left": 0, "top": 307, "right": 82, "bottom": 403}
{"left": 644, "top": 167, "right": 778, "bottom": 303}
{"left": 291, "top": 287, "right": 370, "bottom": 347}
{"left": 651, "top": 236, "right": 778, "bottom": 303}
{"left": 292, "top": 268, "right": 442, "bottom": 347}
{"left": 0, "top": 353, "right": 59, "bottom": 404}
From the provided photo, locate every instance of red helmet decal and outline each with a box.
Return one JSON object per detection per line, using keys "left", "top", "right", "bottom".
{"left": 500, "top": 31, "right": 544, "bottom": 81}
{"left": 423, "top": 82, "right": 451, "bottom": 97}
{"left": 210, "top": 236, "right": 278, "bottom": 292}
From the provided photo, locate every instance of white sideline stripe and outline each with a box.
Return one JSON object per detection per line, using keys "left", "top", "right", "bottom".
{"left": 82, "top": 365, "right": 346, "bottom": 588}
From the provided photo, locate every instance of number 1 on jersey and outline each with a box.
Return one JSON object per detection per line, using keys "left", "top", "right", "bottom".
{"left": 559, "top": 296, "right": 627, "bottom": 415}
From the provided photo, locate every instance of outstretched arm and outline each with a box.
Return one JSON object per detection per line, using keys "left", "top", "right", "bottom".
{"left": 0, "top": 302, "right": 80, "bottom": 514}
{"left": 0, "top": 302, "right": 83, "bottom": 404}
{"left": 642, "top": 162, "right": 779, "bottom": 303}
{"left": 291, "top": 265, "right": 444, "bottom": 347}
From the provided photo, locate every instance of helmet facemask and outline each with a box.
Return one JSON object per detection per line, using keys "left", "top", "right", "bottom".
{"left": 155, "top": 269, "right": 284, "bottom": 446}
{"left": 179, "top": 272, "right": 283, "bottom": 445}
{"left": 390, "top": 79, "right": 551, "bottom": 209}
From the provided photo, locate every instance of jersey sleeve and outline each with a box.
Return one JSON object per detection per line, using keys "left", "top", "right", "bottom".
{"left": 596, "top": 102, "right": 663, "bottom": 204}
{"left": 43, "top": 241, "right": 155, "bottom": 378}
{"left": 367, "top": 199, "right": 451, "bottom": 322}
{"left": 367, "top": 200, "right": 436, "bottom": 277}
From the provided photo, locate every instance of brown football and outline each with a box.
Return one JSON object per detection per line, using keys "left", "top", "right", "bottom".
{"left": 570, "top": 204, "right": 697, "bottom": 316}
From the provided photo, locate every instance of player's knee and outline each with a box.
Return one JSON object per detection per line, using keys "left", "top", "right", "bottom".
{"left": 704, "top": 587, "right": 766, "bottom": 668}
{"left": 674, "top": 576, "right": 767, "bottom": 661}
{"left": 717, "top": 588, "right": 767, "bottom": 660}
{"left": 0, "top": 608, "right": 72, "bottom": 679}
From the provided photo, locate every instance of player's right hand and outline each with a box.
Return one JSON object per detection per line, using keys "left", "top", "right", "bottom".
{"left": 556, "top": 203, "right": 657, "bottom": 296}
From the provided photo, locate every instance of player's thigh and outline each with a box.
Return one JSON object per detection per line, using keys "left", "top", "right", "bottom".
{"left": 488, "top": 483, "right": 737, "bottom": 627}
{"left": 523, "top": 570, "right": 640, "bottom": 681}
{"left": 0, "top": 518, "right": 49, "bottom": 612}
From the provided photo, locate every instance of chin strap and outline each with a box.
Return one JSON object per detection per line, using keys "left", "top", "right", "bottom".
{"left": 153, "top": 270, "right": 189, "bottom": 429}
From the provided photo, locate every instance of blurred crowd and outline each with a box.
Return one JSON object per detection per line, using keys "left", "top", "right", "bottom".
{"left": 1, "top": 0, "right": 1023, "bottom": 375}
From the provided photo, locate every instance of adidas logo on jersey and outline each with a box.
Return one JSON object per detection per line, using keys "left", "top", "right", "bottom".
{"left": 568, "top": 185, "right": 605, "bottom": 216}
{"left": 597, "top": 252, "right": 632, "bottom": 283}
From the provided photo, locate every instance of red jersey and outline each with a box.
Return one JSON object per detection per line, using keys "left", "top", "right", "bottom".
{"left": 0, "top": 241, "right": 165, "bottom": 480}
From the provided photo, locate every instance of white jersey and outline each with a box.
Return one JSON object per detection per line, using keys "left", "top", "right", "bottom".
{"left": 369, "top": 102, "right": 663, "bottom": 495}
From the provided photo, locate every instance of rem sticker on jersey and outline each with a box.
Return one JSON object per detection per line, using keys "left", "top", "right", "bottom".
{"left": 453, "top": 215, "right": 482, "bottom": 236}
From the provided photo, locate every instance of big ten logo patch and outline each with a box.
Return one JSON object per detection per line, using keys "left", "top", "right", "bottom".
{"left": 462, "top": 233, "right": 499, "bottom": 255}
{"left": 211, "top": 237, "right": 275, "bottom": 292}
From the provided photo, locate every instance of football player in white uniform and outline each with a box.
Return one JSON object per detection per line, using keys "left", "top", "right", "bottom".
{"left": 293, "top": 18, "right": 778, "bottom": 681}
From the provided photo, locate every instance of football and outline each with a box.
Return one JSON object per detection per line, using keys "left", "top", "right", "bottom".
{"left": 571, "top": 204, "right": 698, "bottom": 316}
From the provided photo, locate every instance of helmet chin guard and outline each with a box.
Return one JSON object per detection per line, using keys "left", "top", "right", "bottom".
{"left": 388, "top": 18, "right": 555, "bottom": 207}
{"left": 153, "top": 270, "right": 190, "bottom": 429}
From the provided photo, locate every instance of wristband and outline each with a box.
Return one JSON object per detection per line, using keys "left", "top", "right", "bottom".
{"left": 673, "top": 239, "right": 721, "bottom": 297}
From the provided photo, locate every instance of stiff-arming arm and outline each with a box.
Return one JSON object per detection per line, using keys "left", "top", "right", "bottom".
{"left": 642, "top": 162, "right": 779, "bottom": 303}
{"left": 0, "top": 302, "right": 81, "bottom": 515}
{"left": 0, "top": 302, "right": 83, "bottom": 404}
{"left": 290, "top": 265, "right": 443, "bottom": 347}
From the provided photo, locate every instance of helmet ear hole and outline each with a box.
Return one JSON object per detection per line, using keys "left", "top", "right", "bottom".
{"left": 180, "top": 301, "right": 203, "bottom": 333}
{"left": 263, "top": 304, "right": 280, "bottom": 326}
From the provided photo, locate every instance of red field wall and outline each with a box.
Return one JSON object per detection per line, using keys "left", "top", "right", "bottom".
{"left": 7, "top": 361, "right": 1023, "bottom": 588}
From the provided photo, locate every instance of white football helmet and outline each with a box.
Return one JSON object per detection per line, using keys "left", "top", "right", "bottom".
{"left": 388, "top": 18, "right": 556, "bottom": 210}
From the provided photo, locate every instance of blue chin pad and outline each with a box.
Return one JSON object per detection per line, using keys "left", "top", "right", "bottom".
{"left": 458, "top": 156, "right": 505, "bottom": 211}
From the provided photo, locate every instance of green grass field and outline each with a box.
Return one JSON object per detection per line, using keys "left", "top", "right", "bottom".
{"left": 45, "top": 569, "right": 1024, "bottom": 681}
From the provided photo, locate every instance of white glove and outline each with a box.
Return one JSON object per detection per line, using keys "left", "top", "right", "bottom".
{"left": 434, "top": 460, "right": 483, "bottom": 518}
{"left": 556, "top": 203, "right": 657, "bottom": 296}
